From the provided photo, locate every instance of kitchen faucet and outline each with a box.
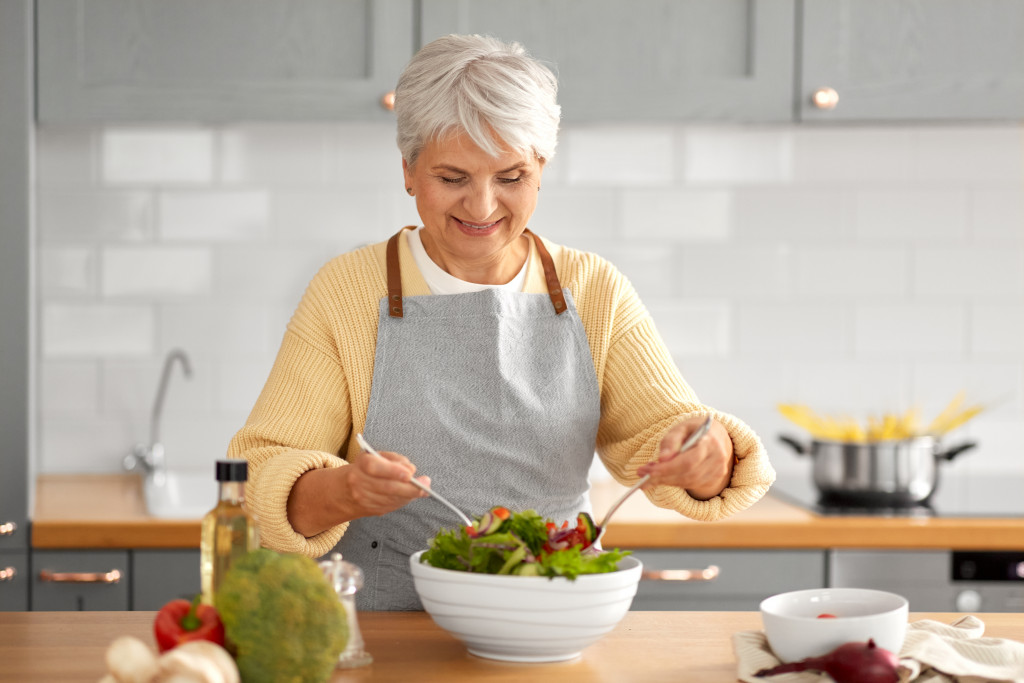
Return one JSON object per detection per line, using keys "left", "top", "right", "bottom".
{"left": 123, "top": 349, "right": 193, "bottom": 480}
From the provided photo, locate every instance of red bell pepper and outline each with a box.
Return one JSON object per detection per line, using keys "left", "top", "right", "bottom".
{"left": 153, "top": 595, "right": 226, "bottom": 653}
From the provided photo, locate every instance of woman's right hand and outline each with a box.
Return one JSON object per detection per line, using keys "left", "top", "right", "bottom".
{"left": 340, "top": 448, "right": 430, "bottom": 518}
{"left": 287, "top": 451, "right": 429, "bottom": 537}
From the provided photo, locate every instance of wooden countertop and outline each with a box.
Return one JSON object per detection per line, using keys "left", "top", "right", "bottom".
{"left": 32, "top": 474, "right": 1024, "bottom": 550}
{"left": 3, "top": 610, "right": 1024, "bottom": 682}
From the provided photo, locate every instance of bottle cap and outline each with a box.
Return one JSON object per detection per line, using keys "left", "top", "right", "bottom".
{"left": 215, "top": 459, "right": 248, "bottom": 482}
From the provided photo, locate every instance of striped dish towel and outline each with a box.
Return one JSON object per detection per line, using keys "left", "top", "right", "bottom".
{"left": 732, "top": 615, "right": 1024, "bottom": 683}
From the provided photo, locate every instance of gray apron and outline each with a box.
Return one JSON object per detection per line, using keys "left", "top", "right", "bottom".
{"left": 333, "top": 227, "right": 601, "bottom": 611}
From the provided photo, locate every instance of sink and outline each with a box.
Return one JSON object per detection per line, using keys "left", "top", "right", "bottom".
{"left": 143, "top": 470, "right": 218, "bottom": 519}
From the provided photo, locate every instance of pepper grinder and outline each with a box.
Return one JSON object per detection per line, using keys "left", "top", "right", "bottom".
{"left": 319, "top": 552, "right": 373, "bottom": 668}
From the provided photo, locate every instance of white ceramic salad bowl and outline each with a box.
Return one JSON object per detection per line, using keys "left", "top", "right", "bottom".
{"left": 409, "top": 549, "right": 643, "bottom": 662}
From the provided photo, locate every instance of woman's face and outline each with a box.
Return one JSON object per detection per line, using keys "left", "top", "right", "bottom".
{"left": 403, "top": 131, "right": 545, "bottom": 283}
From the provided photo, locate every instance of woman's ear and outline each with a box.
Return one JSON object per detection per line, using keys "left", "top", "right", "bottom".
{"left": 402, "top": 158, "right": 414, "bottom": 196}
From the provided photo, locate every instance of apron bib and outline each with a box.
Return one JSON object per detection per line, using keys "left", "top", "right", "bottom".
{"left": 333, "top": 228, "right": 600, "bottom": 611}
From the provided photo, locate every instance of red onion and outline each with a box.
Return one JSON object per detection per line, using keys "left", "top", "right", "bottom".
{"left": 755, "top": 638, "right": 900, "bottom": 683}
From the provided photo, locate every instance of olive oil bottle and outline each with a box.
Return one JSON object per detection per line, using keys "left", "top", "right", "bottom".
{"left": 200, "top": 460, "right": 259, "bottom": 605}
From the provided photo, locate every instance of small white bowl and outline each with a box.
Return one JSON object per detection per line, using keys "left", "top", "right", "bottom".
{"left": 760, "top": 588, "right": 908, "bottom": 663}
{"left": 410, "top": 550, "right": 642, "bottom": 662}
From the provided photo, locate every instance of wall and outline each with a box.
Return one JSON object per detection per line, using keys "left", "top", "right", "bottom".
{"left": 34, "top": 122, "right": 1024, "bottom": 484}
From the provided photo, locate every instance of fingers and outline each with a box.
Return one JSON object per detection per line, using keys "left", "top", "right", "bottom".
{"left": 638, "top": 417, "right": 733, "bottom": 495}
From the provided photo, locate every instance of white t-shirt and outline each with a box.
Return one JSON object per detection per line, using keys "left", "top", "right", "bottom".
{"left": 407, "top": 226, "right": 529, "bottom": 294}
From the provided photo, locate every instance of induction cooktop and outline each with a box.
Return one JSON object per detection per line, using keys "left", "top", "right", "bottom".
{"left": 769, "top": 473, "right": 1024, "bottom": 518}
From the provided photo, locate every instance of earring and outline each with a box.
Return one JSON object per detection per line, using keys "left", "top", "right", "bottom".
{"left": 406, "top": 187, "right": 413, "bottom": 195}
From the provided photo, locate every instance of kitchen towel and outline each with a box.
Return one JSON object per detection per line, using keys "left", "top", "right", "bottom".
{"left": 733, "top": 615, "right": 1024, "bottom": 683}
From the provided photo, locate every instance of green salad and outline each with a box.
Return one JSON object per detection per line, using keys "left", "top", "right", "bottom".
{"left": 420, "top": 506, "right": 630, "bottom": 580}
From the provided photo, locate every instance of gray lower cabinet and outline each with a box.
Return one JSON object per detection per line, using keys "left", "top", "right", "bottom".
{"left": 0, "top": 552, "right": 29, "bottom": 611}
{"left": 132, "top": 550, "right": 201, "bottom": 611}
{"left": 31, "top": 550, "right": 131, "bottom": 611}
{"left": 421, "top": 0, "right": 796, "bottom": 123}
{"left": 628, "top": 549, "right": 826, "bottom": 611}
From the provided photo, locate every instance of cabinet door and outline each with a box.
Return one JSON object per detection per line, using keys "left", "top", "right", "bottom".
{"left": 31, "top": 550, "right": 130, "bottom": 611}
{"left": 0, "top": 552, "right": 29, "bottom": 611}
{"left": 421, "top": 0, "right": 795, "bottom": 123}
{"left": 629, "top": 549, "right": 825, "bottom": 611}
{"left": 37, "top": 0, "right": 414, "bottom": 123}
{"left": 800, "top": 0, "right": 1024, "bottom": 121}
{"left": 132, "top": 550, "right": 201, "bottom": 611}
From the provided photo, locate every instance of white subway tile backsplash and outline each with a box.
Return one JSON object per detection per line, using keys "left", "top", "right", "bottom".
{"left": 681, "top": 127, "right": 793, "bottom": 184}
{"left": 159, "top": 190, "right": 270, "bottom": 242}
{"left": 855, "top": 189, "right": 968, "bottom": 244}
{"left": 679, "top": 245, "right": 792, "bottom": 300}
{"left": 39, "top": 360, "right": 100, "bottom": 417}
{"left": 43, "top": 303, "right": 154, "bottom": 358}
{"left": 734, "top": 188, "right": 854, "bottom": 244}
{"left": 736, "top": 303, "right": 848, "bottom": 357}
{"left": 621, "top": 189, "right": 731, "bottom": 242}
{"left": 102, "top": 247, "right": 213, "bottom": 298}
{"left": 915, "top": 127, "right": 1024, "bottom": 183}
{"left": 912, "top": 361, "right": 1022, "bottom": 420}
{"left": 36, "top": 128, "right": 95, "bottom": 186}
{"left": 31, "top": 121, "right": 1024, "bottom": 476}
{"left": 221, "top": 124, "right": 333, "bottom": 185}
{"left": 793, "top": 361, "right": 911, "bottom": 417}
{"left": 159, "top": 304, "right": 271, "bottom": 357}
{"left": 527, "top": 188, "right": 618, "bottom": 248}
{"left": 971, "top": 304, "right": 1024, "bottom": 356}
{"left": 563, "top": 126, "right": 674, "bottom": 186}
{"left": 791, "top": 128, "right": 914, "bottom": 184}
{"left": 796, "top": 247, "right": 908, "bottom": 299}
{"left": 915, "top": 248, "right": 1024, "bottom": 298}
{"left": 39, "top": 247, "right": 96, "bottom": 297}
{"left": 970, "top": 188, "right": 1024, "bottom": 246}
{"left": 647, "top": 302, "right": 730, "bottom": 357}
{"left": 855, "top": 304, "right": 966, "bottom": 357}
{"left": 101, "top": 128, "right": 215, "bottom": 184}
{"left": 37, "top": 190, "right": 154, "bottom": 242}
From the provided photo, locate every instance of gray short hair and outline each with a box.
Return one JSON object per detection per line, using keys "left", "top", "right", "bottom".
{"left": 395, "top": 34, "right": 561, "bottom": 166}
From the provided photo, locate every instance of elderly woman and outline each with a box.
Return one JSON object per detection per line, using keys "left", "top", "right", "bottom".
{"left": 227, "top": 34, "right": 775, "bottom": 611}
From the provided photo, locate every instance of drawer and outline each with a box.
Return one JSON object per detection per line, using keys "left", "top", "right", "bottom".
{"left": 31, "top": 550, "right": 129, "bottom": 611}
{"left": 132, "top": 549, "right": 200, "bottom": 611}
{"left": 0, "top": 551, "right": 29, "bottom": 611}
{"left": 628, "top": 549, "right": 826, "bottom": 611}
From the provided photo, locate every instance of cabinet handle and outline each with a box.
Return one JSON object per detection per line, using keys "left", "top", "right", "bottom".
{"left": 811, "top": 87, "right": 839, "bottom": 110}
{"left": 380, "top": 91, "right": 396, "bottom": 111}
{"left": 641, "top": 565, "right": 719, "bottom": 582}
{"left": 39, "top": 569, "right": 122, "bottom": 584}
{"left": 0, "top": 521, "right": 16, "bottom": 536}
{"left": 0, "top": 567, "right": 15, "bottom": 581}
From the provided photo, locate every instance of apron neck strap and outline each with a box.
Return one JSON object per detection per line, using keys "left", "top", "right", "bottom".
{"left": 385, "top": 226, "right": 567, "bottom": 317}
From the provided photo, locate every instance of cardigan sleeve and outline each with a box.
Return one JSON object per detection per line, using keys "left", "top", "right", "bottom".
{"left": 577, "top": 257, "right": 775, "bottom": 521}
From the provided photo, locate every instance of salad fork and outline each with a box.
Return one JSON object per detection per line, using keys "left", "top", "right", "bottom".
{"left": 354, "top": 433, "right": 474, "bottom": 527}
{"left": 595, "top": 415, "right": 714, "bottom": 544}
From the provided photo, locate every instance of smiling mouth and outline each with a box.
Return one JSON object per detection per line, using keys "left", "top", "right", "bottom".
{"left": 456, "top": 217, "right": 501, "bottom": 230}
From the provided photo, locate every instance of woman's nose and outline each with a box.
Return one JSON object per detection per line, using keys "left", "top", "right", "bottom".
{"left": 462, "top": 182, "right": 499, "bottom": 221}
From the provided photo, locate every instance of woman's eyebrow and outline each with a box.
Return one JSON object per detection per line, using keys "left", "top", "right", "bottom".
{"left": 431, "top": 162, "right": 527, "bottom": 174}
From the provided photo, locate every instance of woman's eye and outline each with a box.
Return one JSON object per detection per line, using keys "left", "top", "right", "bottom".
{"left": 440, "top": 176, "right": 464, "bottom": 184}
{"left": 498, "top": 176, "right": 524, "bottom": 184}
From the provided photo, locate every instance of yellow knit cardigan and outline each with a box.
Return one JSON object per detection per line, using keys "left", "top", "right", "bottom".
{"left": 227, "top": 230, "right": 776, "bottom": 557}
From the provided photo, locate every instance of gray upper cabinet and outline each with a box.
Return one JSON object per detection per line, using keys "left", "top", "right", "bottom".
{"left": 36, "top": 0, "right": 415, "bottom": 123}
{"left": 0, "top": 0, "right": 32, "bottom": 610}
{"left": 420, "top": 0, "right": 797, "bottom": 123}
{"left": 799, "top": 0, "right": 1024, "bottom": 122}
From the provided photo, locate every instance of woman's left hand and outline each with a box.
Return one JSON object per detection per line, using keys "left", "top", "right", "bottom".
{"left": 637, "top": 416, "right": 734, "bottom": 500}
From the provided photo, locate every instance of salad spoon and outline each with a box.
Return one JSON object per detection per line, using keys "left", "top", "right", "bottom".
{"left": 595, "top": 415, "right": 714, "bottom": 545}
{"left": 354, "top": 433, "right": 474, "bottom": 527}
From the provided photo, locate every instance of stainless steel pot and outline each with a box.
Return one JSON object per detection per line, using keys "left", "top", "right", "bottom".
{"left": 778, "top": 435, "right": 976, "bottom": 507}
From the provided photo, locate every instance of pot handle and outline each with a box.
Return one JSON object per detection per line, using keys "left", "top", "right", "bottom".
{"left": 937, "top": 441, "right": 977, "bottom": 461}
{"left": 778, "top": 435, "right": 807, "bottom": 455}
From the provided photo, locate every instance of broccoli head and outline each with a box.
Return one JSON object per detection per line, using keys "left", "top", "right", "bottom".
{"left": 215, "top": 548, "right": 348, "bottom": 683}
